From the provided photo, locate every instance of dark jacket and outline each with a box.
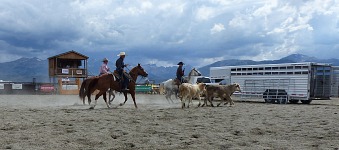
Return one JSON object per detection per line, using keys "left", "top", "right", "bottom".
{"left": 115, "top": 57, "right": 125, "bottom": 71}
{"left": 176, "top": 66, "right": 184, "bottom": 78}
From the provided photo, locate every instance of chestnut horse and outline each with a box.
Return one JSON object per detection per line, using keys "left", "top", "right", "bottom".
{"left": 79, "top": 76, "right": 115, "bottom": 105}
{"left": 79, "top": 74, "right": 116, "bottom": 108}
{"left": 85, "top": 64, "right": 148, "bottom": 109}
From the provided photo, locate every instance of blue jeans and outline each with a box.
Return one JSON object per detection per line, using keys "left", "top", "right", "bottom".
{"left": 117, "top": 70, "right": 129, "bottom": 89}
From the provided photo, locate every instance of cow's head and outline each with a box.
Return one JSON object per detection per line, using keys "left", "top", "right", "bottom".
{"left": 233, "top": 83, "right": 241, "bottom": 92}
{"left": 197, "top": 83, "right": 207, "bottom": 91}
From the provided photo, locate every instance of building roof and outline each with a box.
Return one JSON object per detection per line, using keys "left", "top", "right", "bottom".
{"left": 48, "top": 50, "right": 89, "bottom": 60}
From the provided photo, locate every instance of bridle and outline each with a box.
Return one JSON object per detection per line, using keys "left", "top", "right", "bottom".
{"left": 125, "top": 66, "right": 148, "bottom": 84}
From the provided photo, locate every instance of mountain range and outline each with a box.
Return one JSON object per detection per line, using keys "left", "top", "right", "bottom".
{"left": 1, "top": 54, "right": 339, "bottom": 83}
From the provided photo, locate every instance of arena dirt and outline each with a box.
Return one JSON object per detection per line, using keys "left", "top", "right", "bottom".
{"left": 1, "top": 94, "right": 339, "bottom": 149}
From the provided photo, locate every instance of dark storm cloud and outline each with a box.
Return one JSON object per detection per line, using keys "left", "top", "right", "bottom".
{"left": 0, "top": 0, "right": 339, "bottom": 67}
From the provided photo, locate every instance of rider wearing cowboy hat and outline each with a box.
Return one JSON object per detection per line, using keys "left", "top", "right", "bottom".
{"left": 115, "top": 52, "right": 129, "bottom": 90}
{"left": 176, "top": 61, "right": 185, "bottom": 84}
{"left": 99, "top": 58, "right": 110, "bottom": 76}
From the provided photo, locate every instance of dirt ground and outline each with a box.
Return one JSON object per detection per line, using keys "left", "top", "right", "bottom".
{"left": 0, "top": 94, "right": 339, "bottom": 150}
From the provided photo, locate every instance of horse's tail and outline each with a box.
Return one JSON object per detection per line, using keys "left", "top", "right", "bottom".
{"left": 79, "top": 79, "right": 87, "bottom": 99}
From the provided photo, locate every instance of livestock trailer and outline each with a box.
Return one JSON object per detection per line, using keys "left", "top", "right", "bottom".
{"left": 210, "top": 62, "right": 332, "bottom": 104}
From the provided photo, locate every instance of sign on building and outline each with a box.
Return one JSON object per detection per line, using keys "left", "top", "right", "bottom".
{"left": 12, "top": 84, "right": 22, "bottom": 89}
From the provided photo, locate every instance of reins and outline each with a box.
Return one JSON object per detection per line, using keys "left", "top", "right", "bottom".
{"left": 125, "top": 66, "right": 147, "bottom": 84}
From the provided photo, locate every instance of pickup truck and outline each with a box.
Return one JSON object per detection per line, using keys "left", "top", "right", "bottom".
{"left": 188, "top": 76, "right": 220, "bottom": 85}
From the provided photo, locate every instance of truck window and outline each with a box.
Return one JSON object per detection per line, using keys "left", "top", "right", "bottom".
{"left": 197, "top": 78, "right": 211, "bottom": 83}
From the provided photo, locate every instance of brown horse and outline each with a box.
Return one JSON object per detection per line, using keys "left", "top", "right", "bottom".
{"left": 79, "top": 73, "right": 116, "bottom": 108}
{"left": 86, "top": 64, "right": 148, "bottom": 109}
{"left": 79, "top": 76, "right": 115, "bottom": 105}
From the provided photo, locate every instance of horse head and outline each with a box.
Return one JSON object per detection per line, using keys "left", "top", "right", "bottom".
{"left": 130, "top": 63, "right": 148, "bottom": 78}
{"left": 189, "top": 68, "right": 202, "bottom": 76}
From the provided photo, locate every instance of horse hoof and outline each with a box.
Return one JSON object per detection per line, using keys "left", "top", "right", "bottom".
{"left": 119, "top": 103, "right": 123, "bottom": 106}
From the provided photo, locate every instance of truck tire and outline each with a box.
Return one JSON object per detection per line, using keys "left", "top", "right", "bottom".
{"left": 289, "top": 100, "right": 299, "bottom": 104}
{"left": 301, "top": 100, "right": 312, "bottom": 104}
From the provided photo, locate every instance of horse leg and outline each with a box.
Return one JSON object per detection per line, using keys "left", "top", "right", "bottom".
{"left": 119, "top": 92, "right": 129, "bottom": 106}
{"left": 131, "top": 92, "right": 138, "bottom": 108}
{"left": 82, "top": 96, "right": 85, "bottom": 105}
{"left": 103, "top": 91, "right": 110, "bottom": 108}
{"left": 108, "top": 89, "right": 115, "bottom": 105}
{"left": 86, "top": 91, "right": 92, "bottom": 105}
{"left": 89, "top": 91, "right": 103, "bottom": 109}
{"left": 169, "top": 91, "right": 174, "bottom": 103}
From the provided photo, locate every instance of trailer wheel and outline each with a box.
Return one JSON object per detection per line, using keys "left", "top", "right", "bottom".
{"left": 289, "top": 100, "right": 299, "bottom": 104}
{"left": 301, "top": 100, "right": 312, "bottom": 104}
{"left": 276, "top": 98, "right": 287, "bottom": 104}
{"left": 264, "top": 98, "right": 273, "bottom": 103}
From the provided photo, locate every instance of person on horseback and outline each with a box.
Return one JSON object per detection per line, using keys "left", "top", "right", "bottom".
{"left": 99, "top": 58, "right": 110, "bottom": 76}
{"left": 116, "top": 52, "right": 129, "bottom": 91}
{"left": 176, "top": 61, "right": 185, "bottom": 84}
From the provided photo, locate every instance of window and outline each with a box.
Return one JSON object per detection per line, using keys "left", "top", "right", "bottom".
{"left": 197, "top": 77, "right": 211, "bottom": 83}
{"left": 295, "top": 66, "right": 302, "bottom": 69}
{"left": 302, "top": 71, "right": 308, "bottom": 74}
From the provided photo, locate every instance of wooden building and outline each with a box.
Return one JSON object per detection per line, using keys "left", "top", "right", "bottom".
{"left": 48, "top": 50, "right": 89, "bottom": 94}
{"left": 48, "top": 50, "right": 89, "bottom": 78}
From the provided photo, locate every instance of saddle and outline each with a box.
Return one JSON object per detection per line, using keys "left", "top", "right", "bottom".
{"left": 113, "top": 71, "right": 132, "bottom": 82}
{"left": 173, "top": 78, "right": 182, "bottom": 86}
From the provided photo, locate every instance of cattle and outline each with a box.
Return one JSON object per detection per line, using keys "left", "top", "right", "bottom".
{"left": 178, "top": 83, "right": 206, "bottom": 108}
{"left": 202, "top": 83, "right": 241, "bottom": 107}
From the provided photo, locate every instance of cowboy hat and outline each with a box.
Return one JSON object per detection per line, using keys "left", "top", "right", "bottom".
{"left": 177, "top": 62, "right": 184, "bottom": 65}
{"left": 117, "top": 52, "right": 126, "bottom": 56}
{"left": 102, "top": 58, "right": 109, "bottom": 62}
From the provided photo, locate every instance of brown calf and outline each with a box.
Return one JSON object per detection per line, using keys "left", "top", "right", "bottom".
{"left": 202, "top": 83, "right": 241, "bottom": 107}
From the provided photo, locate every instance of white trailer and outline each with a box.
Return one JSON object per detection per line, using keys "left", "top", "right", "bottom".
{"left": 210, "top": 62, "right": 332, "bottom": 104}
{"left": 331, "top": 66, "right": 339, "bottom": 97}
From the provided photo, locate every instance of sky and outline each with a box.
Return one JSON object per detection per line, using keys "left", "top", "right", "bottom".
{"left": 0, "top": 0, "right": 339, "bottom": 68}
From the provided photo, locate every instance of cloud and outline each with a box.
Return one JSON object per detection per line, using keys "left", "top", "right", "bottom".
{"left": 0, "top": 0, "right": 339, "bottom": 66}
{"left": 210, "top": 23, "right": 225, "bottom": 34}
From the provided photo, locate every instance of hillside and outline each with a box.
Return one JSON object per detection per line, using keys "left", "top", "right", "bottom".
{"left": 1, "top": 54, "right": 339, "bottom": 83}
